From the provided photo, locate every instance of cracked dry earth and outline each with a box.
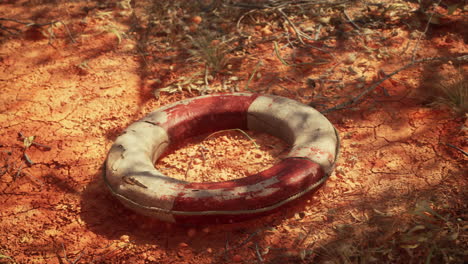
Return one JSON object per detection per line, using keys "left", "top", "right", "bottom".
{"left": 0, "top": 2, "right": 467, "bottom": 264}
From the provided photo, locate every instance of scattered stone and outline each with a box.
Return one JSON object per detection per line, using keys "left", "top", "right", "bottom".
{"left": 344, "top": 53, "right": 357, "bottom": 65}
{"left": 120, "top": 234, "right": 130, "bottom": 243}
{"left": 191, "top": 16, "right": 202, "bottom": 24}
{"left": 317, "top": 16, "right": 331, "bottom": 24}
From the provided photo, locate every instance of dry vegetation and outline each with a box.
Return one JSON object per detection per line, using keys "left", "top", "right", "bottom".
{"left": 0, "top": 0, "right": 467, "bottom": 263}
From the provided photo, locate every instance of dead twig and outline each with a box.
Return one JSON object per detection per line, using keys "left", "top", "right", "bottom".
{"left": 0, "top": 165, "right": 9, "bottom": 177}
{"left": 235, "top": 229, "right": 268, "bottom": 251}
{"left": 198, "top": 65, "right": 210, "bottom": 95}
{"left": 254, "top": 242, "right": 264, "bottom": 263}
{"left": 0, "top": 17, "right": 57, "bottom": 27}
{"left": 322, "top": 55, "right": 468, "bottom": 113}
{"left": 222, "top": 229, "right": 266, "bottom": 261}
{"left": 22, "top": 171, "right": 45, "bottom": 191}
{"left": 198, "top": 145, "right": 210, "bottom": 167}
{"left": 185, "top": 144, "right": 211, "bottom": 180}
{"left": 245, "top": 60, "right": 263, "bottom": 92}
{"left": 234, "top": 4, "right": 333, "bottom": 55}
{"left": 205, "top": 129, "right": 260, "bottom": 149}
{"left": 61, "top": 243, "right": 84, "bottom": 264}
{"left": 0, "top": 23, "right": 21, "bottom": 34}
{"left": 446, "top": 143, "right": 468, "bottom": 157}
{"left": 314, "top": 24, "right": 322, "bottom": 41}
{"left": 15, "top": 163, "right": 24, "bottom": 180}
{"left": 58, "top": 21, "right": 76, "bottom": 44}
{"left": 0, "top": 252, "right": 16, "bottom": 264}
{"left": 236, "top": 9, "right": 258, "bottom": 37}
{"left": 277, "top": 8, "right": 306, "bottom": 45}
{"left": 24, "top": 153, "right": 34, "bottom": 166}
{"left": 0, "top": 152, "right": 11, "bottom": 177}
{"left": 0, "top": 18, "right": 76, "bottom": 44}
{"left": 275, "top": 8, "right": 334, "bottom": 55}
{"left": 18, "top": 132, "right": 52, "bottom": 150}
{"left": 343, "top": 9, "right": 361, "bottom": 30}
{"left": 411, "top": 0, "right": 442, "bottom": 61}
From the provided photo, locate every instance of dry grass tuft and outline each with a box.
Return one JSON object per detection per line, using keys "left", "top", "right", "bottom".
{"left": 431, "top": 72, "right": 468, "bottom": 114}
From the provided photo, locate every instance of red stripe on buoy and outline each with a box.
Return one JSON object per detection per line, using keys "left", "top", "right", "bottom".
{"left": 156, "top": 94, "right": 259, "bottom": 143}
{"left": 173, "top": 158, "right": 323, "bottom": 213}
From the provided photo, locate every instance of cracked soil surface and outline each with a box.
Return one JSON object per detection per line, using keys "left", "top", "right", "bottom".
{"left": 0, "top": 1, "right": 467, "bottom": 263}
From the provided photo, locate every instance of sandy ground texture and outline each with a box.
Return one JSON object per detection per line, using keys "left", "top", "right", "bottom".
{"left": 0, "top": 1, "right": 467, "bottom": 263}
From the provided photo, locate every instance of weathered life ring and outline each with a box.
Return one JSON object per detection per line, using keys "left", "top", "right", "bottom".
{"left": 104, "top": 93, "right": 339, "bottom": 224}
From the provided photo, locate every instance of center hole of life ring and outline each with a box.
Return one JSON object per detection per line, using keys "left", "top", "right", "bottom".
{"left": 155, "top": 129, "right": 290, "bottom": 183}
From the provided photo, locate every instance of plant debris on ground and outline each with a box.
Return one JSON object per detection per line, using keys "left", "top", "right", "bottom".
{"left": 0, "top": 0, "right": 467, "bottom": 263}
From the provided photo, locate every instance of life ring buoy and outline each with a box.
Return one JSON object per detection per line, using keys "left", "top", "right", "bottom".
{"left": 104, "top": 93, "right": 339, "bottom": 224}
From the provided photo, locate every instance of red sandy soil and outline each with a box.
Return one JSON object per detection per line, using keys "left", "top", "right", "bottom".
{"left": 0, "top": 1, "right": 466, "bottom": 264}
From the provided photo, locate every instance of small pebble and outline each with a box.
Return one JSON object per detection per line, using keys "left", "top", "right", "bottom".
{"left": 261, "top": 27, "right": 272, "bottom": 36}
{"left": 120, "top": 234, "right": 130, "bottom": 243}
{"left": 191, "top": 16, "right": 202, "bottom": 24}
{"left": 344, "top": 53, "right": 357, "bottom": 65}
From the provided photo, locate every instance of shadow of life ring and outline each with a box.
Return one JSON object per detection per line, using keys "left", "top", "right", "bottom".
{"left": 104, "top": 93, "right": 339, "bottom": 225}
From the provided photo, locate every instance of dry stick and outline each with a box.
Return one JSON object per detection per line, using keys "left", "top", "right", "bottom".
{"left": 245, "top": 60, "right": 263, "bottom": 92}
{"left": 446, "top": 143, "right": 468, "bottom": 157}
{"left": 24, "top": 153, "right": 34, "bottom": 166}
{"left": 276, "top": 8, "right": 332, "bottom": 55}
{"left": 205, "top": 129, "right": 260, "bottom": 149}
{"left": 0, "top": 17, "right": 57, "bottom": 26}
{"left": 0, "top": 18, "right": 75, "bottom": 43}
{"left": 314, "top": 24, "right": 322, "bottom": 41}
{"left": 15, "top": 163, "right": 24, "bottom": 180}
{"left": 61, "top": 243, "right": 84, "bottom": 264}
{"left": 277, "top": 8, "right": 305, "bottom": 45}
{"left": 22, "top": 171, "right": 45, "bottom": 190}
{"left": 222, "top": 229, "right": 265, "bottom": 260}
{"left": 411, "top": 0, "right": 442, "bottom": 61}
{"left": 198, "top": 145, "right": 209, "bottom": 165}
{"left": 201, "top": 65, "right": 210, "bottom": 95}
{"left": 254, "top": 242, "right": 264, "bottom": 262}
{"left": 235, "top": 4, "right": 331, "bottom": 55}
{"left": 0, "top": 165, "right": 8, "bottom": 177}
{"left": 184, "top": 156, "right": 196, "bottom": 180}
{"left": 0, "top": 24, "right": 21, "bottom": 34}
{"left": 58, "top": 21, "right": 76, "bottom": 44}
{"left": 233, "top": 229, "right": 263, "bottom": 251}
{"left": 18, "top": 132, "right": 52, "bottom": 150}
{"left": 322, "top": 55, "right": 468, "bottom": 114}
{"left": 185, "top": 144, "right": 210, "bottom": 180}
{"left": 236, "top": 9, "right": 258, "bottom": 37}
{"left": 343, "top": 9, "right": 361, "bottom": 30}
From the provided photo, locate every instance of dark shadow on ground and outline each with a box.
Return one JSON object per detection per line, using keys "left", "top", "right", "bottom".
{"left": 79, "top": 162, "right": 467, "bottom": 263}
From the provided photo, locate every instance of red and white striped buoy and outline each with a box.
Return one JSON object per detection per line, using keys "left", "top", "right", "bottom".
{"left": 104, "top": 93, "right": 339, "bottom": 224}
